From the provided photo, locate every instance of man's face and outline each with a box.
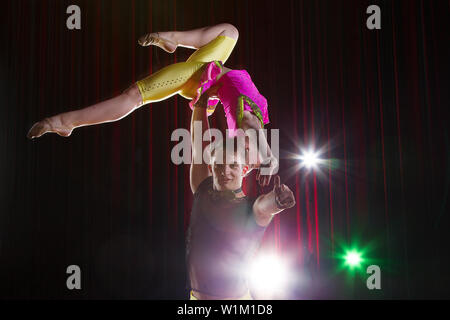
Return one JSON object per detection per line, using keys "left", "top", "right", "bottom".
{"left": 209, "top": 152, "right": 248, "bottom": 191}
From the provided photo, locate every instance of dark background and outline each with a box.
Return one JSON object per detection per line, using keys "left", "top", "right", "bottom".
{"left": 0, "top": 0, "right": 448, "bottom": 299}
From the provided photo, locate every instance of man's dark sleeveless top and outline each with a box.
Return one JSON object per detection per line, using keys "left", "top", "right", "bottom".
{"left": 186, "top": 176, "right": 266, "bottom": 298}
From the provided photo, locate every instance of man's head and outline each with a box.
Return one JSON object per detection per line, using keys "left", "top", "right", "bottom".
{"left": 208, "top": 137, "right": 249, "bottom": 191}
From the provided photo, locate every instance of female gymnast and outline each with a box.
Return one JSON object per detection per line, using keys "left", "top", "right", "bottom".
{"left": 27, "top": 23, "right": 277, "bottom": 185}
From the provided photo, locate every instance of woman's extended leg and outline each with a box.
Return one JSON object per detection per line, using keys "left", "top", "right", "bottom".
{"left": 27, "top": 84, "right": 143, "bottom": 139}
{"left": 137, "top": 23, "right": 239, "bottom": 103}
{"left": 27, "top": 58, "right": 205, "bottom": 139}
{"left": 138, "top": 23, "right": 239, "bottom": 53}
{"left": 27, "top": 24, "right": 239, "bottom": 139}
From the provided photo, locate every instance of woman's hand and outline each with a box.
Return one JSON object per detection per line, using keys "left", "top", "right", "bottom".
{"left": 201, "top": 83, "right": 222, "bottom": 100}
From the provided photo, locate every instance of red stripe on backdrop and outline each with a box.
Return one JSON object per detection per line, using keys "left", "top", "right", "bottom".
{"left": 13, "top": 1, "right": 21, "bottom": 130}
{"left": 313, "top": 173, "right": 319, "bottom": 267}
{"left": 38, "top": 0, "right": 47, "bottom": 135}
{"left": 265, "top": 1, "right": 280, "bottom": 254}
{"left": 290, "top": 0, "right": 303, "bottom": 264}
{"left": 131, "top": 0, "right": 136, "bottom": 84}
{"left": 362, "top": 9, "right": 376, "bottom": 230}
{"left": 183, "top": 3, "right": 192, "bottom": 234}
{"left": 375, "top": 32, "right": 389, "bottom": 232}
{"left": 359, "top": 42, "right": 367, "bottom": 226}
{"left": 262, "top": 2, "right": 280, "bottom": 254}
{"left": 312, "top": 1, "right": 321, "bottom": 268}
{"left": 163, "top": 0, "right": 173, "bottom": 236}
{"left": 345, "top": 4, "right": 362, "bottom": 232}
{"left": 95, "top": 1, "right": 101, "bottom": 101}
{"left": 323, "top": 7, "right": 334, "bottom": 255}
{"left": 38, "top": 0, "right": 48, "bottom": 272}
{"left": 68, "top": 0, "right": 75, "bottom": 272}
{"left": 306, "top": 4, "right": 316, "bottom": 266}
{"left": 131, "top": 0, "right": 136, "bottom": 219}
{"left": 173, "top": 0, "right": 178, "bottom": 237}
{"left": 162, "top": 0, "right": 169, "bottom": 233}
{"left": 4, "top": 0, "right": 11, "bottom": 294}
{"left": 162, "top": 0, "right": 170, "bottom": 235}
{"left": 93, "top": 0, "right": 101, "bottom": 293}
{"left": 419, "top": 0, "right": 434, "bottom": 180}
{"left": 39, "top": 0, "right": 47, "bottom": 112}
{"left": 112, "top": 0, "right": 120, "bottom": 224}
{"left": 111, "top": 0, "right": 121, "bottom": 288}
{"left": 82, "top": 0, "right": 89, "bottom": 286}
{"left": 299, "top": 0, "right": 312, "bottom": 253}
{"left": 129, "top": 0, "right": 136, "bottom": 295}
{"left": 391, "top": 0, "right": 410, "bottom": 295}
{"left": 428, "top": 1, "right": 445, "bottom": 235}
{"left": 391, "top": 2, "right": 405, "bottom": 226}
{"left": 346, "top": 0, "right": 367, "bottom": 249}
{"left": 430, "top": 2, "right": 442, "bottom": 131}
{"left": 404, "top": 1, "right": 425, "bottom": 178}
{"left": 339, "top": 14, "right": 350, "bottom": 241}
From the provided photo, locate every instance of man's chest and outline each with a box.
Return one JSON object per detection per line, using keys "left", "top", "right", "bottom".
{"left": 196, "top": 196, "right": 252, "bottom": 234}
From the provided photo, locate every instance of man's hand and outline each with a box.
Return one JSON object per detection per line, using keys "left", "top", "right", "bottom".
{"left": 197, "top": 83, "right": 222, "bottom": 103}
{"left": 272, "top": 175, "right": 295, "bottom": 209}
{"left": 253, "top": 175, "right": 295, "bottom": 227}
{"left": 256, "top": 156, "right": 279, "bottom": 187}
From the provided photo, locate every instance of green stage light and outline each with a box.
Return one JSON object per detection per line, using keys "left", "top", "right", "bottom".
{"left": 344, "top": 250, "right": 363, "bottom": 268}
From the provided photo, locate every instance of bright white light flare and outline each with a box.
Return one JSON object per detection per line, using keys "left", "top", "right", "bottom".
{"left": 247, "top": 254, "right": 289, "bottom": 295}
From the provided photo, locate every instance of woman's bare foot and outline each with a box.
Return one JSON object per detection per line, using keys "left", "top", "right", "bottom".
{"left": 27, "top": 117, "right": 73, "bottom": 139}
{"left": 138, "top": 32, "right": 177, "bottom": 53}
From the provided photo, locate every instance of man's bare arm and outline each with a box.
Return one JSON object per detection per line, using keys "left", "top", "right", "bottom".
{"left": 253, "top": 175, "right": 295, "bottom": 227}
{"left": 189, "top": 95, "right": 212, "bottom": 194}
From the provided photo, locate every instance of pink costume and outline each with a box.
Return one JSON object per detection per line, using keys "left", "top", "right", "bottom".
{"left": 188, "top": 61, "right": 270, "bottom": 137}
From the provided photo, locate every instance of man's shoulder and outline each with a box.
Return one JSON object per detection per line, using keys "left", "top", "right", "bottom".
{"left": 194, "top": 176, "right": 213, "bottom": 195}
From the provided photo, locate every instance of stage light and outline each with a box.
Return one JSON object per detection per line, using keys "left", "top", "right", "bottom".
{"left": 298, "top": 149, "right": 323, "bottom": 170}
{"left": 344, "top": 250, "right": 363, "bottom": 268}
{"left": 247, "top": 253, "right": 290, "bottom": 296}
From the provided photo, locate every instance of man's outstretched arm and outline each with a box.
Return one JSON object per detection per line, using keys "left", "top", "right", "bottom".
{"left": 189, "top": 94, "right": 212, "bottom": 194}
{"left": 253, "top": 175, "right": 296, "bottom": 227}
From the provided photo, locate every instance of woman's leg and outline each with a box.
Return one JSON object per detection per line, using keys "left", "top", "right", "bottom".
{"left": 27, "top": 24, "right": 239, "bottom": 139}
{"left": 139, "top": 23, "right": 239, "bottom": 52}
{"left": 27, "top": 59, "right": 206, "bottom": 139}
{"left": 27, "top": 84, "right": 143, "bottom": 139}
{"left": 138, "top": 23, "right": 239, "bottom": 103}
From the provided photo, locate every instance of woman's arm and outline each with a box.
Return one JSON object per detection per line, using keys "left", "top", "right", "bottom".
{"left": 241, "top": 111, "right": 279, "bottom": 186}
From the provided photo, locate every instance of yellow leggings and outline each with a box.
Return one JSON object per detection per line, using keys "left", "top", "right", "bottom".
{"left": 136, "top": 35, "right": 237, "bottom": 104}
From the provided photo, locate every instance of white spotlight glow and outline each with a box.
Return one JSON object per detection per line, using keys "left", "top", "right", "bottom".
{"left": 247, "top": 254, "right": 289, "bottom": 297}
{"left": 299, "top": 149, "right": 323, "bottom": 169}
